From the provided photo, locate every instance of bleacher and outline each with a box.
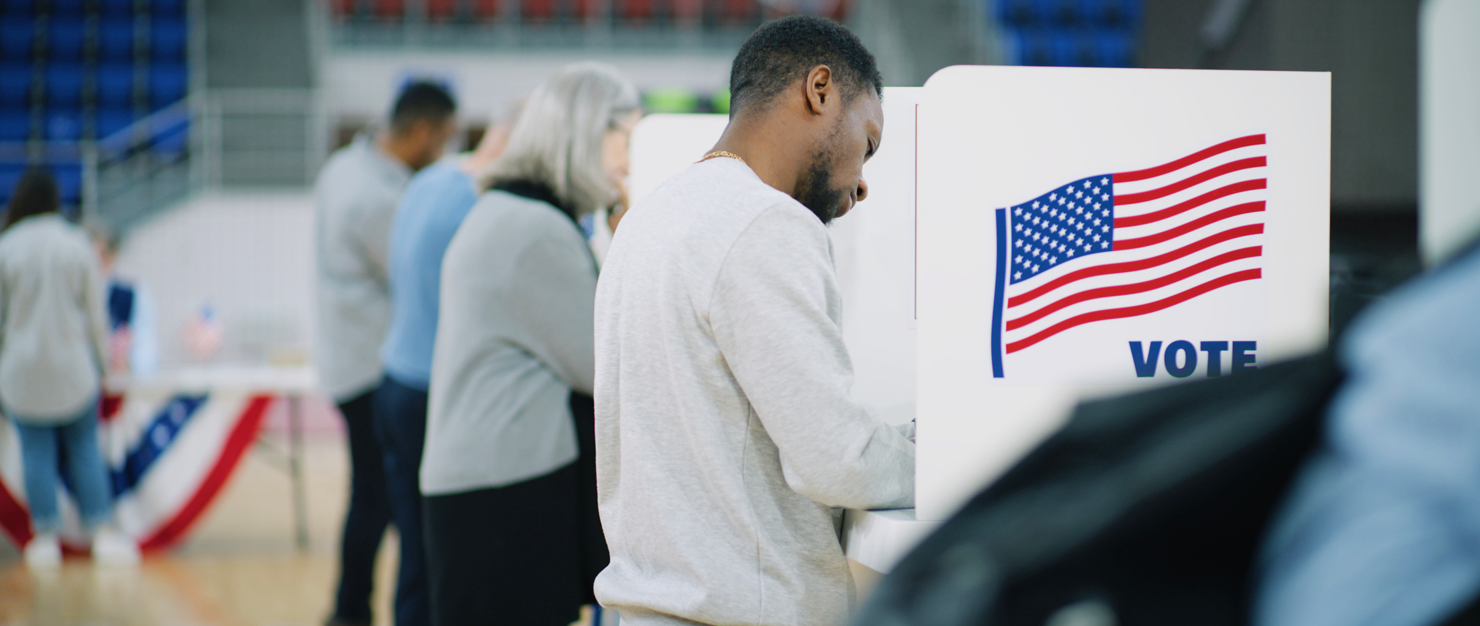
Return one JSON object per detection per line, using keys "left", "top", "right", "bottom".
{"left": 329, "top": 0, "right": 851, "bottom": 36}
{"left": 0, "top": 0, "right": 191, "bottom": 212}
{"left": 995, "top": 0, "right": 1140, "bottom": 68}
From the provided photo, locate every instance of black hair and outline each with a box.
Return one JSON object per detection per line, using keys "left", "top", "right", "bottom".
{"left": 390, "top": 81, "right": 458, "bottom": 134}
{"left": 3, "top": 169, "right": 60, "bottom": 232}
{"left": 728, "top": 15, "right": 883, "bottom": 115}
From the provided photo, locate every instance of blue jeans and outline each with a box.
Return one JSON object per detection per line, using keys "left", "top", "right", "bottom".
{"left": 374, "top": 376, "right": 430, "bottom": 626}
{"left": 11, "top": 399, "right": 113, "bottom": 534}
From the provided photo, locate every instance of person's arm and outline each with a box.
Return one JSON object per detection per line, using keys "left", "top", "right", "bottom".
{"left": 709, "top": 204, "right": 914, "bottom": 511}
{"left": 1256, "top": 253, "right": 1480, "bottom": 626}
{"left": 509, "top": 217, "right": 598, "bottom": 396}
{"left": 349, "top": 190, "right": 398, "bottom": 287}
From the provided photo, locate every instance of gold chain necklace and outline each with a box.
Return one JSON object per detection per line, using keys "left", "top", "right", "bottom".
{"left": 698, "top": 150, "right": 747, "bottom": 165}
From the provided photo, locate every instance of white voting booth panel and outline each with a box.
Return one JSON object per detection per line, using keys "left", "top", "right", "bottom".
{"left": 915, "top": 66, "right": 1331, "bottom": 521}
{"left": 628, "top": 90, "right": 921, "bottom": 427}
{"left": 1420, "top": 0, "right": 1480, "bottom": 265}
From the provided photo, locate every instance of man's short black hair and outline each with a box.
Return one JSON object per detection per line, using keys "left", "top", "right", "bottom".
{"left": 390, "top": 81, "right": 457, "bottom": 133}
{"left": 728, "top": 15, "right": 883, "bottom": 115}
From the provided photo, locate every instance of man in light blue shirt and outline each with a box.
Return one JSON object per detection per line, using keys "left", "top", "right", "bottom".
{"left": 382, "top": 117, "right": 513, "bottom": 389}
{"left": 1257, "top": 241, "right": 1480, "bottom": 626}
{"left": 380, "top": 162, "right": 480, "bottom": 389}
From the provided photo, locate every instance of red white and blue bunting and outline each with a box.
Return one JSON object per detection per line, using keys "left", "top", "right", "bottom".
{"left": 0, "top": 390, "right": 273, "bottom": 552}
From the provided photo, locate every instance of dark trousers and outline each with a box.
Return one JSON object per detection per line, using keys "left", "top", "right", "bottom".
{"left": 423, "top": 393, "right": 609, "bottom": 626}
{"left": 373, "top": 376, "right": 431, "bottom": 626}
{"left": 333, "top": 389, "right": 392, "bottom": 624}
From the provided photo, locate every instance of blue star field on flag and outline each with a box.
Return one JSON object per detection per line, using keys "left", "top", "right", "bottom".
{"left": 1008, "top": 175, "right": 1117, "bottom": 284}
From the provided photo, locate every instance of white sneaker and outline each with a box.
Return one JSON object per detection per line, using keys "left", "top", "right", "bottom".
{"left": 23, "top": 532, "right": 62, "bottom": 568}
{"left": 90, "top": 527, "right": 140, "bottom": 566}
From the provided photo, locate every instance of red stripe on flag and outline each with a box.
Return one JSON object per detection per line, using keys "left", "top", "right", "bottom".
{"left": 1009, "top": 223, "right": 1265, "bottom": 308}
{"left": 1114, "top": 202, "right": 1265, "bottom": 251}
{"left": 1005, "top": 246, "right": 1262, "bottom": 331}
{"left": 1005, "top": 269, "right": 1263, "bottom": 354}
{"left": 1114, "top": 157, "right": 1266, "bottom": 206}
{"left": 0, "top": 475, "right": 34, "bottom": 548}
{"left": 138, "top": 394, "right": 273, "bottom": 552}
{"left": 1113, "top": 134, "right": 1267, "bottom": 183}
{"left": 1114, "top": 179, "right": 1267, "bottom": 228}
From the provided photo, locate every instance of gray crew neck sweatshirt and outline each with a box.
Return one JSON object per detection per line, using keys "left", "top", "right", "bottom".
{"left": 314, "top": 136, "right": 412, "bottom": 401}
{"left": 593, "top": 158, "right": 915, "bottom": 626}
{"left": 0, "top": 214, "right": 110, "bottom": 421}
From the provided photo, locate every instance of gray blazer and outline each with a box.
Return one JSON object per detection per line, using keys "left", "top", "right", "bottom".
{"left": 0, "top": 214, "right": 110, "bottom": 421}
{"left": 421, "top": 189, "right": 597, "bottom": 495}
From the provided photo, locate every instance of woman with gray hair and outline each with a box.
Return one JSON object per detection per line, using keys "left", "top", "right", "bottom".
{"left": 420, "top": 63, "right": 640, "bottom": 625}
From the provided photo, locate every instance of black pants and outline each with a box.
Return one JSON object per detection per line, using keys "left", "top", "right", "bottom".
{"left": 423, "top": 393, "right": 609, "bottom": 626}
{"left": 374, "top": 376, "right": 431, "bottom": 626}
{"left": 333, "top": 389, "right": 392, "bottom": 624}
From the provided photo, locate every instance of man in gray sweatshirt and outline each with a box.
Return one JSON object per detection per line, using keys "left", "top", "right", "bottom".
{"left": 315, "top": 82, "right": 456, "bottom": 626}
{"left": 593, "top": 16, "right": 913, "bottom": 626}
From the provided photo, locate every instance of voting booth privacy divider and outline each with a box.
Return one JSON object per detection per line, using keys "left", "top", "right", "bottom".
{"left": 627, "top": 68, "right": 1330, "bottom": 529}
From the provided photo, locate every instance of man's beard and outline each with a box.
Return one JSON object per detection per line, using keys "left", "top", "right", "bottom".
{"left": 794, "top": 152, "right": 849, "bottom": 225}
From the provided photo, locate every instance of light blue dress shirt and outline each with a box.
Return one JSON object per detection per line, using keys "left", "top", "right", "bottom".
{"left": 1257, "top": 246, "right": 1480, "bottom": 626}
{"left": 380, "top": 160, "right": 479, "bottom": 391}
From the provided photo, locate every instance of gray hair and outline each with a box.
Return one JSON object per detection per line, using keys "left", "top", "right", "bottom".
{"left": 482, "top": 63, "right": 640, "bottom": 215}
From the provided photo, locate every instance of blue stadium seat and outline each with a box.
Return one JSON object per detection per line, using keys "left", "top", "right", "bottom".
{"left": 52, "top": 0, "right": 87, "bottom": 14}
{"left": 0, "top": 64, "right": 31, "bottom": 108}
{"left": 0, "top": 164, "right": 24, "bottom": 208}
{"left": 102, "top": 0, "right": 138, "bottom": 14}
{"left": 45, "top": 64, "right": 85, "bottom": 109}
{"left": 99, "top": 18, "right": 137, "bottom": 61}
{"left": 47, "top": 18, "right": 87, "bottom": 61}
{"left": 0, "top": 112, "right": 29, "bottom": 142}
{"left": 0, "top": 0, "right": 33, "bottom": 17}
{"left": 1038, "top": 0, "right": 1082, "bottom": 25}
{"left": 147, "top": 63, "right": 187, "bottom": 109}
{"left": 96, "top": 63, "right": 135, "bottom": 107}
{"left": 149, "top": 17, "right": 187, "bottom": 60}
{"left": 96, "top": 108, "right": 136, "bottom": 139}
{"left": 1051, "top": 30, "right": 1088, "bottom": 66}
{"left": 1, "top": 18, "right": 34, "bottom": 60}
{"left": 994, "top": 0, "right": 1034, "bottom": 27}
{"left": 1010, "top": 30, "right": 1052, "bottom": 66}
{"left": 45, "top": 110, "right": 82, "bottom": 141}
{"left": 151, "top": 0, "right": 185, "bottom": 15}
{"left": 51, "top": 163, "right": 82, "bottom": 206}
{"left": 1095, "top": 30, "right": 1134, "bottom": 67}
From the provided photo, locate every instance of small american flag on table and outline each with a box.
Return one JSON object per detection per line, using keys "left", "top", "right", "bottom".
{"left": 990, "top": 134, "right": 1267, "bottom": 377}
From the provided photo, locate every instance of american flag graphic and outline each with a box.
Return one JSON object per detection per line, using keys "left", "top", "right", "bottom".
{"left": 990, "top": 134, "right": 1267, "bottom": 377}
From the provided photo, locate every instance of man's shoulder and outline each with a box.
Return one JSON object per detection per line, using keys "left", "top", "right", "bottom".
{"left": 651, "top": 160, "right": 796, "bottom": 214}
{"left": 408, "top": 160, "right": 471, "bottom": 192}
{"left": 318, "top": 143, "right": 406, "bottom": 200}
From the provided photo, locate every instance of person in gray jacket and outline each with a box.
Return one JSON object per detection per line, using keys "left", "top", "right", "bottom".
{"left": 592, "top": 17, "right": 913, "bottom": 626}
{"left": 421, "top": 63, "right": 640, "bottom": 626}
{"left": 315, "top": 81, "right": 456, "bottom": 626}
{"left": 0, "top": 170, "right": 138, "bottom": 568}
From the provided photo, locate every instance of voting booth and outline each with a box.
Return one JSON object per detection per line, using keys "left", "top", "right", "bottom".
{"left": 627, "top": 68, "right": 1330, "bottom": 569}
{"left": 915, "top": 66, "right": 1331, "bottom": 521}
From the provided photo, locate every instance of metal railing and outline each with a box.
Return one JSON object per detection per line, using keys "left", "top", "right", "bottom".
{"left": 200, "top": 89, "right": 327, "bottom": 189}
{"left": 2, "top": 88, "right": 328, "bottom": 232}
{"left": 0, "top": 99, "right": 197, "bottom": 231}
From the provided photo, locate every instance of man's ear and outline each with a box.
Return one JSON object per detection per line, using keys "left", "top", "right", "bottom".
{"left": 804, "top": 65, "right": 834, "bottom": 116}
